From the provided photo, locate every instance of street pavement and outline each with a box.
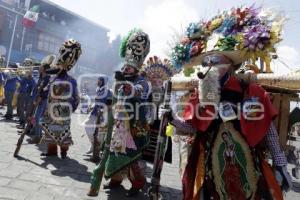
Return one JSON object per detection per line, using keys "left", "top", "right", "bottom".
{"left": 0, "top": 110, "right": 181, "bottom": 200}
{"left": 0, "top": 108, "right": 299, "bottom": 200}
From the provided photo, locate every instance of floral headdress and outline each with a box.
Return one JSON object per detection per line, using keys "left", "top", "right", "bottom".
{"left": 171, "top": 5, "right": 286, "bottom": 75}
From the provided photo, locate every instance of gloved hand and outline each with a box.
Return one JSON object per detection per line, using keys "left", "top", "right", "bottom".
{"left": 115, "top": 71, "right": 125, "bottom": 81}
{"left": 123, "top": 83, "right": 132, "bottom": 96}
{"left": 158, "top": 105, "right": 173, "bottom": 121}
{"left": 29, "top": 116, "right": 36, "bottom": 126}
{"left": 275, "top": 165, "right": 293, "bottom": 192}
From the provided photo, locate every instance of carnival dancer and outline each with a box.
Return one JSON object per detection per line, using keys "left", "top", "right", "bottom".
{"left": 140, "top": 56, "right": 176, "bottom": 163}
{"left": 40, "top": 39, "right": 81, "bottom": 159}
{"left": 92, "top": 29, "right": 151, "bottom": 197}
{"left": 161, "top": 5, "right": 293, "bottom": 200}
{"left": 84, "top": 75, "right": 112, "bottom": 154}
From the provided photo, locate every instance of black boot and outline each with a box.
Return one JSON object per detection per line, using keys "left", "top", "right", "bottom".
{"left": 16, "top": 124, "right": 25, "bottom": 129}
{"left": 4, "top": 114, "right": 13, "bottom": 120}
{"left": 40, "top": 152, "right": 57, "bottom": 157}
{"left": 125, "top": 187, "right": 140, "bottom": 197}
{"left": 28, "top": 136, "right": 41, "bottom": 144}
{"left": 61, "top": 152, "right": 67, "bottom": 159}
{"left": 60, "top": 146, "right": 69, "bottom": 159}
{"left": 103, "top": 181, "right": 121, "bottom": 189}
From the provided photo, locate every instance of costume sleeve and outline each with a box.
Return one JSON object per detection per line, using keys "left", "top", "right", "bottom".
{"left": 71, "top": 80, "right": 79, "bottom": 112}
{"left": 39, "top": 77, "right": 50, "bottom": 100}
{"left": 133, "top": 79, "right": 149, "bottom": 100}
{"left": 106, "top": 90, "right": 113, "bottom": 105}
{"left": 241, "top": 84, "right": 278, "bottom": 147}
{"left": 170, "top": 117, "right": 198, "bottom": 135}
{"left": 265, "top": 122, "right": 287, "bottom": 166}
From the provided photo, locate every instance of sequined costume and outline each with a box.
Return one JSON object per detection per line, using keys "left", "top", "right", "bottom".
{"left": 40, "top": 39, "right": 81, "bottom": 158}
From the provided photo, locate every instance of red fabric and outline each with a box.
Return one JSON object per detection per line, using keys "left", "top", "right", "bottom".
{"left": 22, "top": 10, "right": 38, "bottom": 28}
{"left": 22, "top": 18, "right": 35, "bottom": 28}
{"left": 182, "top": 77, "right": 277, "bottom": 146}
{"left": 61, "top": 145, "right": 69, "bottom": 154}
{"left": 128, "top": 162, "right": 146, "bottom": 189}
{"left": 261, "top": 160, "right": 284, "bottom": 200}
{"left": 240, "top": 83, "right": 277, "bottom": 147}
{"left": 47, "top": 144, "right": 57, "bottom": 155}
{"left": 181, "top": 76, "right": 278, "bottom": 199}
{"left": 223, "top": 76, "right": 243, "bottom": 93}
{"left": 224, "top": 161, "right": 247, "bottom": 200}
{"left": 182, "top": 137, "right": 203, "bottom": 200}
{"left": 183, "top": 90, "right": 216, "bottom": 132}
{"left": 130, "top": 178, "right": 145, "bottom": 189}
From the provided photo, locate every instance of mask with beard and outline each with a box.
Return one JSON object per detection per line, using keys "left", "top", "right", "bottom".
{"left": 197, "top": 64, "right": 231, "bottom": 107}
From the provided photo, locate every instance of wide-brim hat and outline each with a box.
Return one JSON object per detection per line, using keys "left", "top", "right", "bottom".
{"left": 196, "top": 50, "right": 247, "bottom": 66}
{"left": 171, "top": 5, "right": 285, "bottom": 74}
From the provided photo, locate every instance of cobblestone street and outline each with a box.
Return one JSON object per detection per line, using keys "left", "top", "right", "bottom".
{"left": 0, "top": 109, "right": 299, "bottom": 199}
{"left": 0, "top": 110, "right": 182, "bottom": 200}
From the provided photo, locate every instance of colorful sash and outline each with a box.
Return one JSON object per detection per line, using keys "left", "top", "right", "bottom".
{"left": 104, "top": 102, "right": 149, "bottom": 178}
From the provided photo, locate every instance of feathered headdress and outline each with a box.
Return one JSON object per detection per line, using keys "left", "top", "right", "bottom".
{"left": 141, "top": 56, "right": 177, "bottom": 88}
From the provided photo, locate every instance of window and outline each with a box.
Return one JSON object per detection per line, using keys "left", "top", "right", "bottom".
{"left": 37, "top": 32, "right": 61, "bottom": 53}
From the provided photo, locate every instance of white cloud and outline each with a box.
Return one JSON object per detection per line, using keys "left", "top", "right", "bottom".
{"left": 139, "top": 0, "right": 199, "bottom": 57}
{"left": 272, "top": 45, "right": 300, "bottom": 74}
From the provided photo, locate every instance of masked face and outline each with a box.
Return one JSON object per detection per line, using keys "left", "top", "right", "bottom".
{"left": 198, "top": 54, "right": 235, "bottom": 106}
{"left": 201, "top": 54, "right": 232, "bottom": 80}
{"left": 56, "top": 39, "right": 81, "bottom": 71}
{"left": 198, "top": 67, "right": 221, "bottom": 106}
{"left": 121, "top": 65, "right": 136, "bottom": 77}
{"left": 57, "top": 45, "right": 71, "bottom": 66}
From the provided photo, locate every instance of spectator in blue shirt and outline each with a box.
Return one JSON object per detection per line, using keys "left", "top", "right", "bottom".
{"left": 25, "top": 70, "right": 38, "bottom": 117}
{"left": 16, "top": 72, "right": 30, "bottom": 126}
{"left": 84, "top": 75, "right": 112, "bottom": 154}
{"left": 4, "top": 70, "right": 18, "bottom": 120}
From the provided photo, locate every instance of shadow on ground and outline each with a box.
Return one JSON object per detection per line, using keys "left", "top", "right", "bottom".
{"left": 293, "top": 181, "right": 300, "bottom": 193}
{"left": 16, "top": 153, "right": 92, "bottom": 183}
{"left": 103, "top": 183, "right": 182, "bottom": 200}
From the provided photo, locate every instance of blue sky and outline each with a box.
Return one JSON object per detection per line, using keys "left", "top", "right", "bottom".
{"left": 49, "top": 0, "right": 300, "bottom": 73}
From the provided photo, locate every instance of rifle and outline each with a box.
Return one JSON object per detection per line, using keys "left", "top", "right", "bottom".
{"left": 13, "top": 78, "right": 44, "bottom": 157}
{"left": 92, "top": 108, "right": 103, "bottom": 163}
{"left": 87, "top": 105, "right": 114, "bottom": 196}
{"left": 87, "top": 72, "right": 124, "bottom": 196}
{"left": 148, "top": 80, "right": 172, "bottom": 200}
{"left": 13, "top": 54, "right": 55, "bottom": 157}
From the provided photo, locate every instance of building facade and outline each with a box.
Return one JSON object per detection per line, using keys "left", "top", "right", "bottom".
{"left": 0, "top": 0, "right": 121, "bottom": 76}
